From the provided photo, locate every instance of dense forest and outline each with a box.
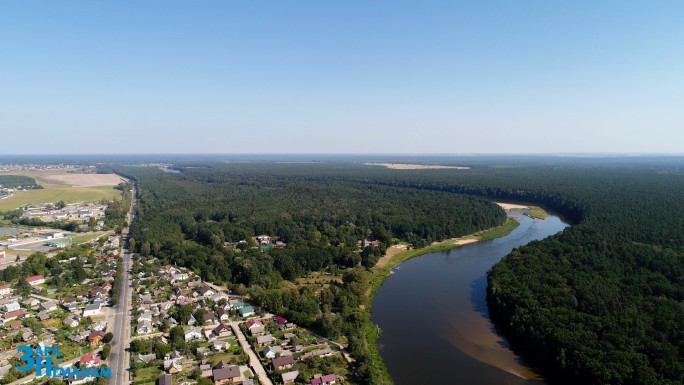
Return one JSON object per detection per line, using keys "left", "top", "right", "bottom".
{"left": 0, "top": 175, "right": 41, "bottom": 189}
{"left": 116, "top": 159, "right": 684, "bottom": 385}
{"left": 115, "top": 165, "right": 505, "bottom": 384}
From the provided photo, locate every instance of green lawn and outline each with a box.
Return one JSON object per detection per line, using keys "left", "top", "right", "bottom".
{"left": 0, "top": 186, "right": 121, "bottom": 211}
{"left": 473, "top": 217, "right": 521, "bottom": 241}
{"left": 71, "top": 232, "right": 109, "bottom": 244}
{"left": 132, "top": 364, "right": 163, "bottom": 385}
{"left": 526, "top": 205, "right": 549, "bottom": 219}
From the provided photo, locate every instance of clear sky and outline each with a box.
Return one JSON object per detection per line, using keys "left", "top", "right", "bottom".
{"left": 1, "top": 1, "right": 683, "bottom": 154}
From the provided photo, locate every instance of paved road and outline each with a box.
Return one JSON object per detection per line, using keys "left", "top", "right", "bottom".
{"left": 230, "top": 322, "right": 274, "bottom": 385}
{"left": 107, "top": 183, "right": 136, "bottom": 385}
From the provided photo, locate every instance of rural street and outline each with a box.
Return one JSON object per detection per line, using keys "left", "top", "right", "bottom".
{"left": 230, "top": 322, "right": 274, "bottom": 385}
{"left": 107, "top": 182, "right": 136, "bottom": 385}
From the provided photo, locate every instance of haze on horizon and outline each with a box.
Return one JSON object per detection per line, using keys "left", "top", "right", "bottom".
{"left": 1, "top": 1, "right": 683, "bottom": 155}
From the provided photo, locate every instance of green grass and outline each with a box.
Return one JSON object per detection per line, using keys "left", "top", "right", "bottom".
{"left": 0, "top": 186, "right": 121, "bottom": 211}
{"left": 526, "top": 205, "right": 549, "bottom": 220}
{"left": 132, "top": 364, "right": 163, "bottom": 385}
{"left": 70, "top": 232, "right": 109, "bottom": 245}
{"left": 472, "top": 217, "right": 520, "bottom": 241}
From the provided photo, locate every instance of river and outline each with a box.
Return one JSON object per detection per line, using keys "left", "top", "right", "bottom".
{"left": 372, "top": 211, "right": 568, "bottom": 385}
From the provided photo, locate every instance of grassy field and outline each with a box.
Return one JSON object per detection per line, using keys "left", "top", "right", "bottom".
{"left": 70, "top": 231, "right": 109, "bottom": 245}
{"left": 132, "top": 364, "right": 163, "bottom": 385}
{"left": 0, "top": 186, "right": 121, "bottom": 211}
{"left": 526, "top": 205, "right": 549, "bottom": 219}
{"left": 471, "top": 217, "right": 521, "bottom": 241}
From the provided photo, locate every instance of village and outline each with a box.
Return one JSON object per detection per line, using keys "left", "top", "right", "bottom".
{"left": 129, "top": 237, "right": 349, "bottom": 385}
{"left": 0, "top": 224, "right": 350, "bottom": 385}
{"left": 0, "top": 231, "right": 123, "bottom": 384}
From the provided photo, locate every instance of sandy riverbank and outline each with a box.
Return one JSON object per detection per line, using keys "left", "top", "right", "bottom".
{"left": 495, "top": 202, "right": 529, "bottom": 210}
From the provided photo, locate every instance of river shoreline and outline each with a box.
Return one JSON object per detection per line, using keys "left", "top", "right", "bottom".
{"left": 366, "top": 213, "right": 524, "bottom": 383}
{"left": 369, "top": 205, "right": 565, "bottom": 385}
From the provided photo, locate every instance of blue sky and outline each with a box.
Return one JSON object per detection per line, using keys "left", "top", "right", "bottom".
{"left": 1, "top": 1, "right": 683, "bottom": 154}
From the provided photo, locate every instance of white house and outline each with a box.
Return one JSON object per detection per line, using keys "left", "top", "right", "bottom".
{"left": 63, "top": 316, "right": 80, "bottom": 328}
{"left": 137, "top": 320, "right": 153, "bottom": 335}
{"left": 184, "top": 326, "right": 203, "bottom": 342}
{"left": 26, "top": 275, "right": 45, "bottom": 285}
{"left": 212, "top": 340, "right": 230, "bottom": 352}
{"left": 92, "top": 321, "right": 107, "bottom": 331}
{"left": 263, "top": 345, "right": 282, "bottom": 359}
{"left": 137, "top": 311, "right": 152, "bottom": 323}
{"left": 82, "top": 303, "right": 102, "bottom": 317}
{"left": 41, "top": 301, "right": 58, "bottom": 312}
{"left": 0, "top": 285, "right": 11, "bottom": 296}
{"left": 1, "top": 302, "right": 20, "bottom": 313}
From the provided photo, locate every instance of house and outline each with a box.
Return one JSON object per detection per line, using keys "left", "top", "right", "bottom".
{"left": 239, "top": 306, "right": 255, "bottom": 317}
{"left": 171, "top": 272, "right": 189, "bottom": 282}
{"left": 92, "top": 321, "right": 107, "bottom": 331}
{"left": 137, "top": 320, "right": 154, "bottom": 334}
{"left": 212, "top": 361, "right": 241, "bottom": 385}
{"left": 263, "top": 345, "right": 282, "bottom": 359}
{"left": 217, "top": 309, "right": 230, "bottom": 321}
{"left": 272, "top": 356, "right": 295, "bottom": 371}
{"left": 62, "top": 297, "right": 78, "bottom": 311}
{"left": 88, "top": 331, "right": 105, "bottom": 346}
{"left": 256, "top": 334, "right": 275, "bottom": 346}
{"left": 303, "top": 347, "right": 334, "bottom": 359}
{"left": 184, "top": 326, "right": 202, "bottom": 342}
{"left": 63, "top": 315, "right": 80, "bottom": 328}
{"left": 245, "top": 319, "right": 264, "bottom": 335}
{"left": 22, "top": 298, "right": 40, "bottom": 310}
{"left": 90, "top": 287, "right": 107, "bottom": 297}
{"left": 204, "top": 311, "right": 215, "bottom": 323}
{"left": 168, "top": 361, "right": 182, "bottom": 374}
{"left": 137, "top": 311, "right": 153, "bottom": 323}
{"left": 7, "top": 320, "right": 22, "bottom": 330}
{"left": 2, "top": 309, "right": 27, "bottom": 321}
{"left": 165, "top": 350, "right": 183, "bottom": 361}
{"left": 198, "top": 286, "right": 214, "bottom": 297}
{"left": 41, "top": 301, "right": 58, "bottom": 312}
{"left": 283, "top": 333, "right": 296, "bottom": 340}
{"left": 200, "top": 363, "right": 212, "bottom": 378}
{"left": 37, "top": 311, "right": 50, "bottom": 321}
{"left": 257, "top": 235, "right": 271, "bottom": 244}
{"left": 79, "top": 351, "right": 101, "bottom": 367}
{"left": 0, "top": 286, "right": 12, "bottom": 296}
{"left": 282, "top": 370, "right": 299, "bottom": 384}
{"left": 158, "top": 373, "right": 173, "bottom": 385}
{"left": 275, "top": 316, "right": 288, "bottom": 326}
{"left": 308, "top": 374, "right": 337, "bottom": 385}
{"left": 83, "top": 303, "right": 102, "bottom": 317}
{"left": 137, "top": 353, "right": 157, "bottom": 364}
{"left": 212, "top": 323, "right": 232, "bottom": 338}
{"left": 212, "top": 340, "right": 230, "bottom": 351}
{"left": 138, "top": 294, "right": 153, "bottom": 304}
{"left": 196, "top": 347, "right": 210, "bottom": 357}
{"left": 22, "top": 331, "right": 34, "bottom": 342}
{"left": 26, "top": 275, "right": 45, "bottom": 285}
{"left": 1, "top": 302, "right": 20, "bottom": 312}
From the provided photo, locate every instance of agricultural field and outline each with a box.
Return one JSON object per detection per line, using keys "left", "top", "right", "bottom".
{"left": 0, "top": 169, "right": 125, "bottom": 211}
{"left": 0, "top": 186, "right": 121, "bottom": 211}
